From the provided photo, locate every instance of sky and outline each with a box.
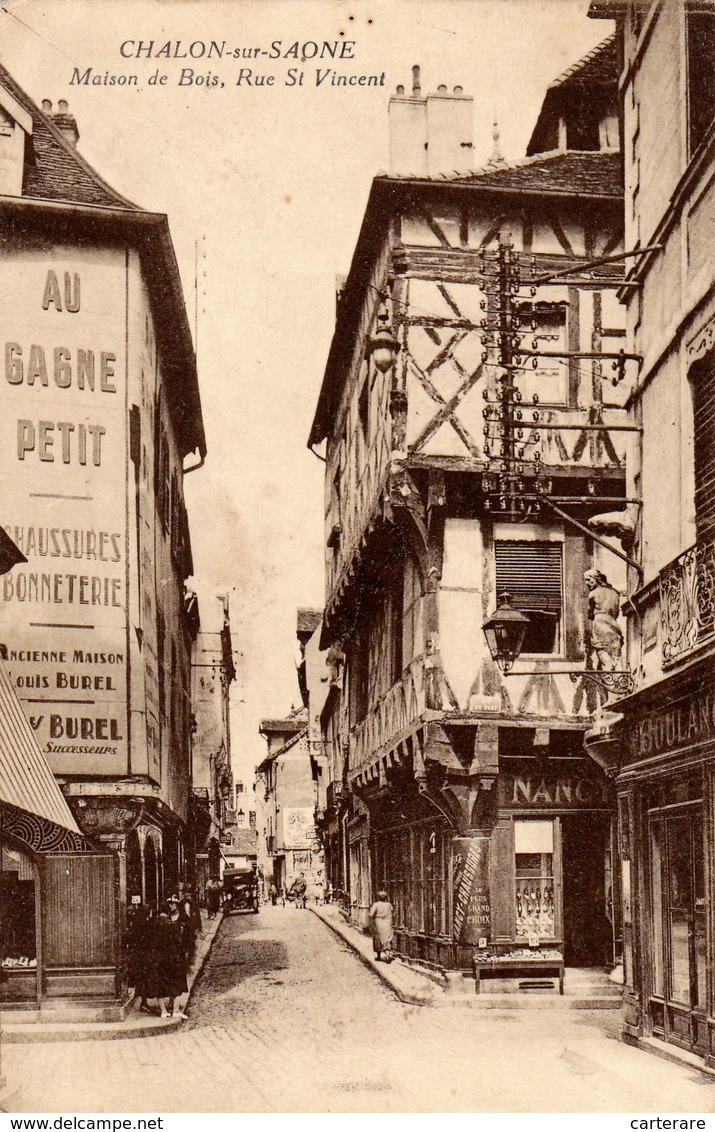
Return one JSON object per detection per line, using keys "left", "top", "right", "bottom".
{"left": 0, "top": 0, "right": 612, "bottom": 778}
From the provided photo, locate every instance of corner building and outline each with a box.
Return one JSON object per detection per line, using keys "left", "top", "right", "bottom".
{"left": 312, "top": 48, "right": 633, "bottom": 981}
{"left": 0, "top": 64, "right": 205, "bottom": 1011}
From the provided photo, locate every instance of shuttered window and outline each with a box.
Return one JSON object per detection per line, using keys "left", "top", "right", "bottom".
{"left": 495, "top": 541, "right": 562, "bottom": 611}
{"left": 494, "top": 540, "right": 562, "bottom": 654}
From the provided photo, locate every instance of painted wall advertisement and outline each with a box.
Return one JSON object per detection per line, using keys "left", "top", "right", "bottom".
{"left": 283, "top": 807, "right": 318, "bottom": 849}
{"left": 0, "top": 246, "right": 129, "bottom": 775}
{"left": 452, "top": 836, "right": 491, "bottom": 946}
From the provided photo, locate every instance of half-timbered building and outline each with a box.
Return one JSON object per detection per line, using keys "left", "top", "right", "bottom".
{"left": 311, "top": 43, "right": 633, "bottom": 983}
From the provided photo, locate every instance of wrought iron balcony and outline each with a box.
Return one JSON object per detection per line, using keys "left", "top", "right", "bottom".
{"left": 660, "top": 538, "right": 715, "bottom": 665}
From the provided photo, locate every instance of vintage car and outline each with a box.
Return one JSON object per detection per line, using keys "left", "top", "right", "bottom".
{"left": 222, "top": 866, "right": 260, "bottom": 914}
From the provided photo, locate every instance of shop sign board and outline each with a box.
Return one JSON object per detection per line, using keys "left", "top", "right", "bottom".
{"left": 628, "top": 684, "right": 715, "bottom": 762}
{"left": 499, "top": 767, "right": 610, "bottom": 809}
{"left": 0, "top": 248, "right": 129, "bottom": 776}
{"left": 452, "top": 837, "right": 490, "bottom": 945}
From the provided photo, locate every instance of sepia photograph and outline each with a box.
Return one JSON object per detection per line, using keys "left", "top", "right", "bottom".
{"left": 0, "top": 0, "right": 714, "bottom": 1117}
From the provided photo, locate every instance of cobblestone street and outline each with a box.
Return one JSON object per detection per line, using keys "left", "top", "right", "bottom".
{"left": 5, "top": 907, "right": 715, "bottom": 1113}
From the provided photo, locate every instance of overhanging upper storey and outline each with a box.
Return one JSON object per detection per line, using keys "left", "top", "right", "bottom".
{"left": 311, "top": 155, "right": 630, "bottom": 622}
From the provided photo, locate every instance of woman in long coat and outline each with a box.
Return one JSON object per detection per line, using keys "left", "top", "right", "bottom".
{"left": 126, "top": 903, "right": 158, "bottom": 1014}
{"left": 155, "top": 897, "right": 189, "bottom": 1019}
{"left": 368, "top": 890, "right": 394, "bottom": 962}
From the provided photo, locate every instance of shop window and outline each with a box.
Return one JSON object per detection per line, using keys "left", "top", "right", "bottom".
{"left": 494, "top": 540, "right": 563, "bottom": 654}
{"left": 687, "top": 4, "right": 715, "bottom": 158}
{"left": 514, "top": 820, "right": 555, "bottom": 940}
{"left": 0, "top": 842, "right": 37, "bottom": 975}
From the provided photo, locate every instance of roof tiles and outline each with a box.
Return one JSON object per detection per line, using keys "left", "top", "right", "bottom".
{"left": 381, "top": 150, "right": 623, "bottom": 199}
{"left": 0, "top": 62, "right": 139, "bottom": 210}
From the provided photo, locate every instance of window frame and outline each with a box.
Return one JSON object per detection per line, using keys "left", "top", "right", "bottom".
{"left": 493, "top": 535, "right": 565, "bottom": 657}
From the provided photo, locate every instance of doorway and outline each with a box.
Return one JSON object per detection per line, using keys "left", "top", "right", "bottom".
{"left": 561, "top": 813, "right": 612, "bottom": 967}
{"left": 649, "top": 805, "right": 706, "bottom": 1052}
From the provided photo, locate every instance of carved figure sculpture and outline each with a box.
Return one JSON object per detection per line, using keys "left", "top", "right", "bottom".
{"left": 584, "top": 568, "right": 623, "bottom": 672}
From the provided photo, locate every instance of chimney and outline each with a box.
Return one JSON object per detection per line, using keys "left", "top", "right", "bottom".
{"left": 425, "top": 84, "right": 474, "bottom": 176}
{"left": 52, "top": 99, "right": 80, "bottom": 147}
{"left": 388, "top": 67, "right": 474, "bottom": 178}
{"left": 388, "top": 65, "right": 427, "bottom": 176}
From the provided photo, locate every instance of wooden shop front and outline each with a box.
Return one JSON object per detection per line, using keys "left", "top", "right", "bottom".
{"left": 0, "top": 657, "right": 127, "bottom": 1021}
{"left": 457, "top": 755, "right": 616, "bottom": 976}
{"left": 0, "top": 823, "right": 126, "bottom": 1019}
{"left": 371, "top": 745, "right": 617, "bottom": 975}
{"left": 616, "top": 660, "right": 715, "bottom": 1063}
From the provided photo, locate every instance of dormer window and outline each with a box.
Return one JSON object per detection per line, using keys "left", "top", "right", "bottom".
{"left": 0, "top": 106, "right": 13, "bottom": 138}
{"left": 567, "top": 113, "right": 600, "bottom": 152}
{"left": 0, "top": 86, "right": 32, "bottom": 197}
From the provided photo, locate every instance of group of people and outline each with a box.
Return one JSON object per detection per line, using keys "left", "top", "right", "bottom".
{"left": 125, "top": 889, "right": 203, "bottom": 1020}
{"left": 268, "top": 872, "right": 326, "bottom": 907}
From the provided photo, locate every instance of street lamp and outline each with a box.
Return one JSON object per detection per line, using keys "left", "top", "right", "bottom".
{"left": 482, "top": 593, "right": 531, "bottom": 674}
{"left": 481, "top": 594, "right": 635, "bottom": 695}
{"left": 367, "top": 307, "right": 400, "bottom": 374}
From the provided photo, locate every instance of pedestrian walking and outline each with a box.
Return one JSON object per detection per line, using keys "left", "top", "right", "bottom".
{"left": 289, "top": 873, "right": 307, "bottom": 908}
{"left": 178, "top": 887, "right": 203, "bottom": 961}
{"left": 269, "top": 882, "right": 278, "bottom": 906}
{"left": 368, "top": 890, "right": 395, "bottom": 962}
{"left": 155, "top": 898, "right": 189, "bottom": 1019}
{"left": 126, "top": 903, "right": 159, "bottom": 1015}
{"left": 206, "top": 877, "right": 222, "bottom": 919}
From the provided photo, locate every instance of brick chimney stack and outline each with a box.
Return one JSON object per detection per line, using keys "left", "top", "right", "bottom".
{"left": 51, "top": 99, "right": 80, "bottom": 147}
{"left": 388, "top": 66, "right": 474, "bottom": 177}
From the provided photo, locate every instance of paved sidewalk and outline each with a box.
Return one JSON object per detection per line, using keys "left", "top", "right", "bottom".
{"left": 5, "top": 905, "right": 713, "bottom": 1113}
{"left": 2, "top": 910, "right": 223, "bottom": 1044}
{"left": 310, "top": 903, "right": 442, "bottom": 1005}
{"left": 312, "top": 904, "right": 624, "bottom": 1010}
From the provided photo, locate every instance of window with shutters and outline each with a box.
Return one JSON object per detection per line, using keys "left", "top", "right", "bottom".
{"left": 494, "top": 539, "right": 563, "bottom": 654}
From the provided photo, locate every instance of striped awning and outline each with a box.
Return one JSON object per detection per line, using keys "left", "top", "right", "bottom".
{"left": 0, "top": 658, "right": 81, "bottom": 838}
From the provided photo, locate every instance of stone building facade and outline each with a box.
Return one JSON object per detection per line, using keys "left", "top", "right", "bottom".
{"left": 589, "top": 0, "right": 715, "bottom": 1065}
{"left": 0, "top": 64, "right": 205, "bottom": 1013}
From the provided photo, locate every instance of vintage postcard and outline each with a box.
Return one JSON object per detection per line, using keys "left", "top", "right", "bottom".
{"left": 0, "top": 0, "right": 713, "bottom": 1119}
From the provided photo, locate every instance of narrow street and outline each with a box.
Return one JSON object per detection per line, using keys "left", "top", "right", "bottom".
{"left": 4, "top": 908, "right": 715, "bottom": 1113}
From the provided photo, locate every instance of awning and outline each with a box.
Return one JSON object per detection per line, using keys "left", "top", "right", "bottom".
{"left": 0, "top": 658, "right": 85, "bottom": 851}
